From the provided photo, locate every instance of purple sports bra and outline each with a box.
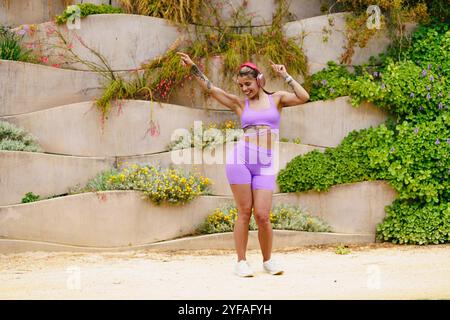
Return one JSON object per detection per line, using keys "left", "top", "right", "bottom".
{"left": 241, "top": 94, "right": 280, "bottom": 129}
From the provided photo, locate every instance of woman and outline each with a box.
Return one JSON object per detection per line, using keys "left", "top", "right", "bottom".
{"left": 177, "top": 52, "right": 310, "bottom": 277}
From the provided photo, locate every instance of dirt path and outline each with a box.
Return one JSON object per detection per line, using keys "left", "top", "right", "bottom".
{"left": 0, "top": 243, "right": 449, "bottom": 300}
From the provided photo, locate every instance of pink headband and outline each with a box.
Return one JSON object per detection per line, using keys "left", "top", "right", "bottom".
{"left": 239, "top": 62, "right": 261, "bottom": 74}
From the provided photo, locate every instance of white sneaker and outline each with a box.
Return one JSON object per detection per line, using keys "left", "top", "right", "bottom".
{"left": 234, "top": 260, "right": 254, "bottom": 277}
{"left": 263, "top": 259, "right": 284, "bottom": 275}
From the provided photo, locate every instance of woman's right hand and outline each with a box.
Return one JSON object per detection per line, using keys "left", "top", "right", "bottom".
{"left": 176, "top": 52, "right": 195, "bottom": 67}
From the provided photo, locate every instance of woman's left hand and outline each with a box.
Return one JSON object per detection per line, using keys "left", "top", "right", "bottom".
{"left": 269, "top": 59, "right": 288, "bottom": 78}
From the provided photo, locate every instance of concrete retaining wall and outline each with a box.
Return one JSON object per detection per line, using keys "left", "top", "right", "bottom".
{"left": 205, "top": 0, "right": 333, "bottom": 26}
{"left": 0, "top": 0, "right": 328, "bottom": 27}
{"left": 0, "top": 191, "right": 230, "bottom": 247}
{"left": 18, "top": 15, "right": 182, "bottom": 71}
{"left": 0, "top": 143, "right": 324, "bottom": 205}
{"left": 0, "top": 181, "right": 396, "bottom": 248}
{"left": 118, "top": 142, "right": 325, "bottom": 195}
{"left": 272, "top": 181, "right": 397, "bottom": 234}
{"left": 14, "top": 12, "right": 411, "bottom": 74}
{"left": 0, "top": 151, "right": 114, "bottom": 206}
{"left": 280, "top": 96, "right": 389, "bottom": 147}
{"left": 1, "top": 100, "right": 236, "bottom": 157}
{"left": 0, "top": 231, "right": 375, "bottom": 253}
{"left": 284, "top": 12, "right": 417, "bottom": 73}
{"left": 0, "top": 0, "right": 67, "bottom": 26}
{"left": 146, "top": 231, "right": 375, "bottom": 250}
{"left": 0, "top": 60, "right": 105, "bottom": 116}
{"left": 0, "top": 98, "right": 387, "bottom": 156}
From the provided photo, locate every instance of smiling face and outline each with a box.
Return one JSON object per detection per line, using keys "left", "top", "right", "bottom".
{"left": 237, "top": 74, "right": 260, "bottom": 99}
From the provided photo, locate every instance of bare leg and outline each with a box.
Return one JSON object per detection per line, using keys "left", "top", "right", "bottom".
{"left": 230, "top": 184, "right": 253, "bottom": 262}
{"left": 252, "top": 189, "right": 273, "bottom": 262}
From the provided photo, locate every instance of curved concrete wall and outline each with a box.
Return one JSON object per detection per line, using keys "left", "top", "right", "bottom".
{"left": 3, "top": 13, "right": 409, "bottom": 113}
{"left": 174, "top": 94, "right": 390, "bottom": 147}
{"left": 0, "top": 191, "right": 229, "bottom": 247}
{"left": 1, "top": 0, "right": 330, "bottom": 28}
{"left": 0, "top": 97, "right": 387, "bottom": 155}
{"left": 147, "top": 231, "right": 374, "bottom": 250}
{"left": 0, "top": 100, "right": 237, "bottom": 157}
{"left": 16, "top": 11, "right": 409, "bottom": 75}
{"left": 273, "top": 181, "right": 397, "bottom": 234}
{"left": 0, "top": 0, "right": 67, "bottom": 26}
{"left": 0, "top": 181, "right": 396, "bottom": 248}
{"left": 0, "top": 151, "right": 114, "bottom": 206}
{"left": 0, "top": 231, "right": 374, "bottom": 253}
{"left": 73, "top": 0, "right": 121, "bottom": 5}
{"left": 0, "top": 60, "right": 105, "bottom": 116}
{"left": 118, "top": 142, "right": 325, "bottom": 195}
{"left": 284, "top": 12, "right": 417, "bottom": 73}
{"left": 19, "top": 15, "right": 182, "bottom": 71}
{"left": 205, "top": 0, "right": 333, "bottom": 26}
{"left": 0, "top": 143, "right": 324, "bottom": 206}
{"left": 280, "top": 96, "right": 389, "bottom": 147}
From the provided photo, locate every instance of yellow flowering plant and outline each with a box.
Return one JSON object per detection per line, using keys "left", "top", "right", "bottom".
{"left": 70, "top": 163, "right": 212, "bottom": 205}
{"left": 197, "top": 203, "right": 332, "bottom": 234}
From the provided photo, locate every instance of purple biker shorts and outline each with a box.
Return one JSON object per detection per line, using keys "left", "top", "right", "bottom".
{"left": 225, "top": 139, "right": 276, "bottom": 190}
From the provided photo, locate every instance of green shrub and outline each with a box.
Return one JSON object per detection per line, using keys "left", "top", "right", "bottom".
{"left": 375, "top": 114, "right": 450, "bottom": 244}
{"left": 0, "top": 25, "right": 33, "bottom": 62}
{"left": 358, "top": 60, "right": 448, "bottom": 122}
{"left": 310, "top": 61, "right": 356, "bottom": 101}
{"left": 119, "top": 0, "right": 204, "bottom": 24}
{"left": 377, "top": 199, "right": 450, "bottom": 244}
{"left": 311, "top": 59, "right": 449, "bottom": 123}
{"left": 55, "top": 3, "right": 123, "bottom": 24}
{"left": 390, "top": 21, "right": 450, "bottom": 73}
{"left": 335, "top": 244, "right": 351, "bottom": 255}
{"left": 386, "top": 114, "right": 449, "bottom": 203}
{"left": 277, "top": 114, "right": 449, "bottom": 244}
{"left": 21, "top": 192, "right": 40, "bottom": 203}
{"left": 69, "top": 168, "right": 119, "bottom": 194}
{"left": 0, "top": 121, "right": 42, "bottom": 152}
{"left": 196, "top": 203, "right": 332, "bottom": 234}
{"left": 309, "top": 22, "right": 450, "bottom": 123}
{"left": 277, "top": 124, "right": 395, "bottom": 193}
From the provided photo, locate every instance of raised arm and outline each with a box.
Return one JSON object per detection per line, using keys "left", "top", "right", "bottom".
{"left": 269, "top": 60, "right": 310, "bottom": 107}
{"left": 177, "top": 52, "right": 242, "bottom": 111}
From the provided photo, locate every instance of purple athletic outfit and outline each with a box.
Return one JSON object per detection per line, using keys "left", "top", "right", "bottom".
{"left": 225, "top": 94, "right": 280, "bottom": 190}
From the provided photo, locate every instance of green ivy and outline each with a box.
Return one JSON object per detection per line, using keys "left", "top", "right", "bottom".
{"left": 350, "top": 61, "right": 450, "bottom": 121}
{"left": 277, "top": 124, "right": 395, "bottom": 193}
{"left": 309, "top": 22, "right": 450, "bottom": 123}
{"left": 377, "top": 199, "right": 450, "bottom": 244}
{"left": 277, "top": 115, "right": 449, "bottom": 244}
{"left": 386, "top": 114, "right": 450, "bottom": 204}
{"left": 391, "top": 22, "right": 450, "bottom": 73}
{"left": 310, "top": 61, "right": 356, "bottom": 101}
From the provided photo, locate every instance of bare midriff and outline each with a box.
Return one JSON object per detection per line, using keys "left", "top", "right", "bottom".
{"left": 242, "top": 125, "right": 278, "bottom": 150}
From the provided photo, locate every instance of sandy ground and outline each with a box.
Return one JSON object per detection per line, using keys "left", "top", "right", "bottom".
{"left": 0, "top": 243, "right": 449, "bottom": 300}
